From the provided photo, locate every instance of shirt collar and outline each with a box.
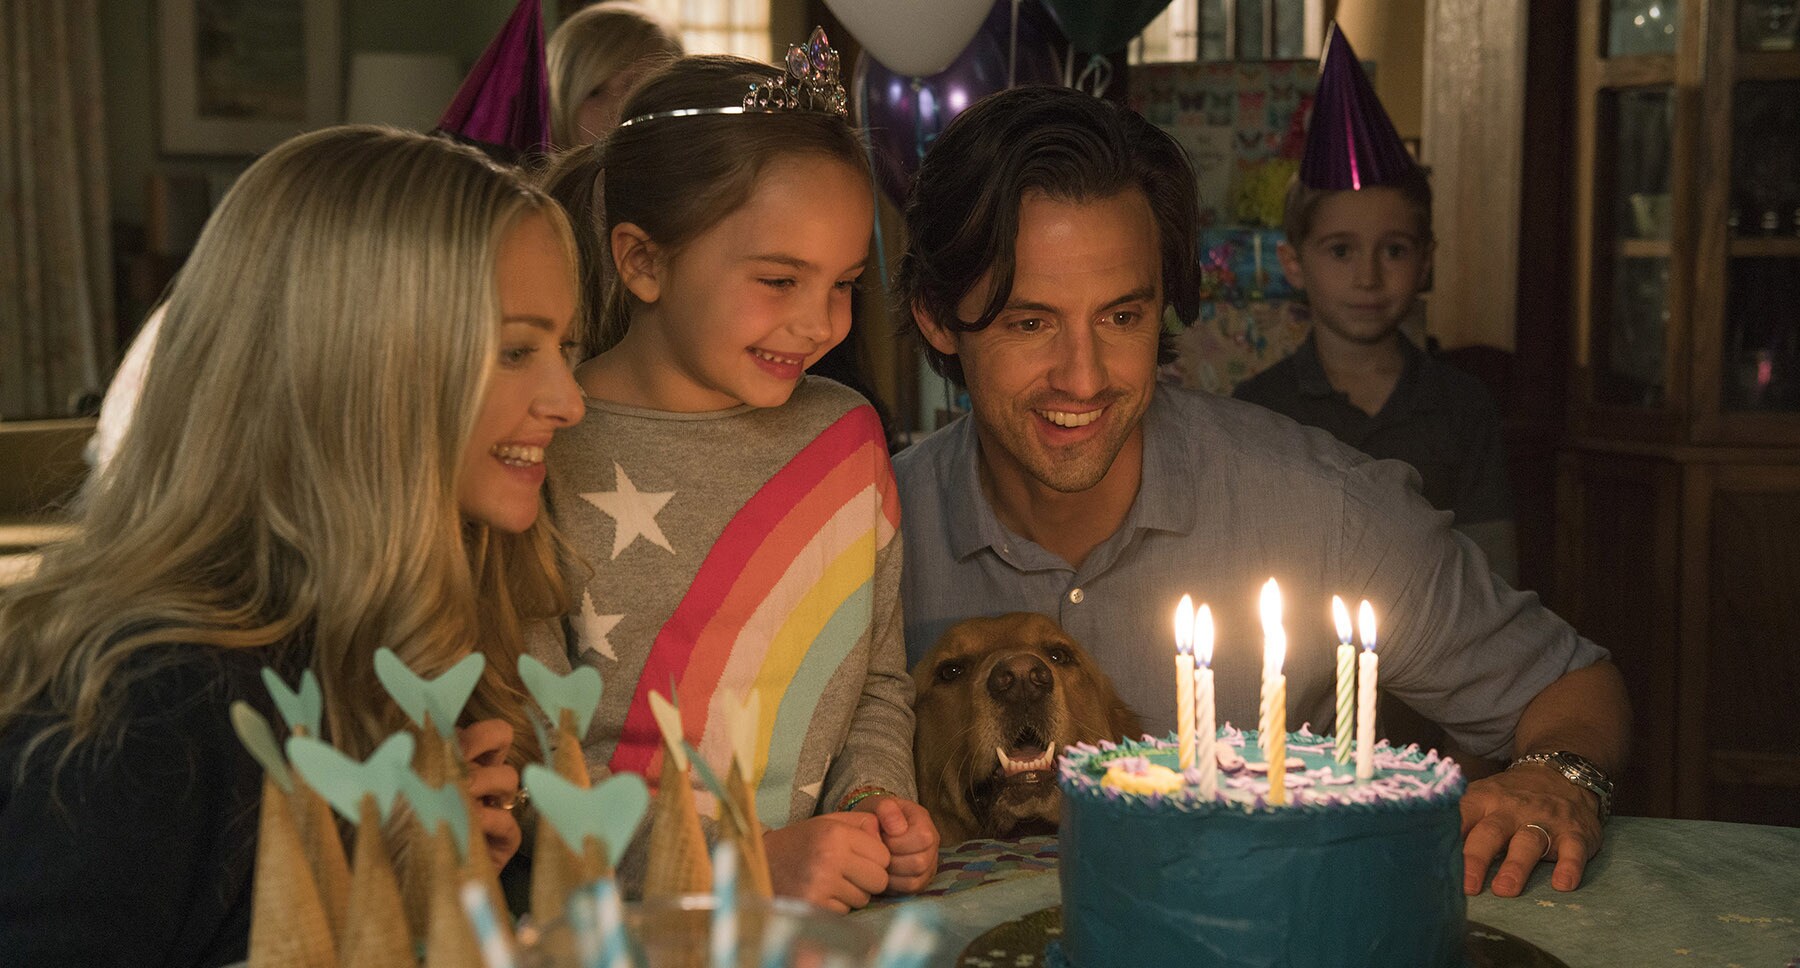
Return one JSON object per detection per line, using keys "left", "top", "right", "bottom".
{"left": 1292, "top": 331, "right": 1430, "bottom": 407}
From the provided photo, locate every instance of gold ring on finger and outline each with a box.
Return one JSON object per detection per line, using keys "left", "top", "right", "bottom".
{"left": 1521, "top": 822, "right": 1551, "bottom": 860}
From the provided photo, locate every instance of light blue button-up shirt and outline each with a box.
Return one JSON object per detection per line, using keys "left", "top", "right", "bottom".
{"left": 894, "top": 383, "right": 1606, "bottom": 758}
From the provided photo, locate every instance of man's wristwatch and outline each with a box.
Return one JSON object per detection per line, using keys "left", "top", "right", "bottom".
{"left": 1510, "top": 750, "right": 1615, "bottom": 821}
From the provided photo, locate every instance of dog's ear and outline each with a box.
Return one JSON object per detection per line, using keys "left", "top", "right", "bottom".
{"left": 1108, "top": 695, "right": 1144, "bottom": 741}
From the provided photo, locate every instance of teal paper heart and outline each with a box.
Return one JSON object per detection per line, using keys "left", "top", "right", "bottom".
{"left": 518, "top": 655, "right": 603, "bottom": 738}
{"left": 261, "top": 668, "right": 323, "bottom": 736}
{"left": 287, "top": 732, "right": 417, "bottom": 823}
{"left": 229, "top": 701, "right": 292, "bottom": 793}
{"left": 522, "top": 765, "right": 649, "bottom": 867}
{"left": 374, "top": 648, "right": 484, "bottom": 738}
{"left": 401, "top": 770, "right": 471, "bottom": 862}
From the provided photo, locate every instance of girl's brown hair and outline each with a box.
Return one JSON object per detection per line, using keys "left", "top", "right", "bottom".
{"left": 541, "top": 54, "right": 870, "bottom": 359}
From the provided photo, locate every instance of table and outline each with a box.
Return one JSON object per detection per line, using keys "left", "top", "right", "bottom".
{"left": 858, "top": 818, "right": 1800, "bottom": 968}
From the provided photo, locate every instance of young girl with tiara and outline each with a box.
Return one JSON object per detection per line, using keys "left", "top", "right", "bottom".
{"left": 538, "top": 32, "right": 936, "bottom": 912}
{"left": 0, "top": 126, "right": 584, "bottom": 962}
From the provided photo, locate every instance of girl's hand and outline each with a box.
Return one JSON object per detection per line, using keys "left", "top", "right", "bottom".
{"left": 762, "top": 812, "right": 891, "bottom": 912}
{"left": 458, "top": 718, "right": 523, "bottom": 870}
{"left": 851, "top": 795, "right": 941, "bottom": 894}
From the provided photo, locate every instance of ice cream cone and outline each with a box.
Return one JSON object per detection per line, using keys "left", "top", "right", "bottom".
{"left": 725, "top": 764, "right": 773, "bottom": 899}
{"left": 553, "top": 710, "right": 589, "bottom": 786}
{"left": 291, "top": 774, "right": 352, "bottom": 945}
{"left": 341, "top": 797, "right": 414, "bottom": 968}
{"left": 529, "top": 820, "right": 580, "bottom": 926}
{"left": 463, "top": 793, "right": 515, "bottom": 947}
{"left": 247, "top": 776, "right": 338, "bottom": 968}
{"left": 424, "top": 824, "right": 484, "bottom": 968}
{"left": 644, "top": 752, "right": 711, "bottom": 898}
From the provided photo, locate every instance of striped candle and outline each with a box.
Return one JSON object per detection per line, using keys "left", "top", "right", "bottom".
{"left": 1194, "top": 604, "right": 1217, "bottom": 799}
{"left": 1356, "top": 600, "right": 1379, "bottom": 781}
{"left": 1267, "top": 674, "right": 1288, "bottom": 805}
{"left": 1332, "top": 596, "right": 1355, "bottom": 764}
{"left": 710, "top": 842, "right": 738, "bottom": 968}
{"left": 1257, "top": 579, "right": 1284, "bottom": 761}
{"left": 1174, "top": 596, "right": 1195, "bottom": 770}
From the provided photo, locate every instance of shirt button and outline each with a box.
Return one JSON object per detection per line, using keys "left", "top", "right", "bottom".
{"left": 1069, "top": 587, "right": 1085, "bottom": 604}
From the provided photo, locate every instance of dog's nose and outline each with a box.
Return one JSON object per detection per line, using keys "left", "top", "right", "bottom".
{"left": 987, "top": 653, "right": 1053, "bottom": 703}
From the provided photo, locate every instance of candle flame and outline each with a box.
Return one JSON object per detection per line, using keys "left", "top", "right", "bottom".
{"left": 1196, "top": 604, "right": 1214, "bottom": 667}
{"left": 1331, "top": 595, "right": 1352, "bottom": 645}
{"left": 1174, "top": 595, "right": 1194, "bottom": 656}
{"left": 1260, "top": 578, "right": 1285, "bottom": 675}
{"left": 1358, "top": 599, "right": 1377, "bottom": 652}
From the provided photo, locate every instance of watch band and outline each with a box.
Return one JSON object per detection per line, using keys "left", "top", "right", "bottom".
{"left": 1511, "top": 751, "right": 1614, "bottom": 820}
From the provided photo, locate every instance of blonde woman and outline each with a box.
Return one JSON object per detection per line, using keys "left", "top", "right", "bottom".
{"left": 548, "top": 1, "right": 683, "bottom": 149}
{"left": 0, "top": 126, "right": 583, "bottom": 966}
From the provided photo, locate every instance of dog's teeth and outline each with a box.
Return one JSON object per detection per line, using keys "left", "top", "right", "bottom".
{"left": 997, "top": 746, "right": 1014, "bottom": 772}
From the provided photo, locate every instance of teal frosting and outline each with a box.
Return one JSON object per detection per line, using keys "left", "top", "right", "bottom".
{"left": 1057, "top": 730, "right": 1466, "bottom": 968}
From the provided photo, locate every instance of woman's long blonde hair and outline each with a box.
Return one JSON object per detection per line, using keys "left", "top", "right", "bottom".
{"left": 0, "top": 126, "right": 573, "bottom": 772}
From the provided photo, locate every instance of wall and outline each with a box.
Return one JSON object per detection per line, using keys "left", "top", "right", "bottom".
{"left": 101, "top": 0, "right": 525, "bottom": 227}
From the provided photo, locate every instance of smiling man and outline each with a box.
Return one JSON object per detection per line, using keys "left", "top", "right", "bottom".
{"left": 891, "top": 86, "right": 1629, "bottom": 900}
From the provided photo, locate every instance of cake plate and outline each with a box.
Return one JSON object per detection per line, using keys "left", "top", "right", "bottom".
{"left": 955, "top": 906, "right": 1571, "bottom": 968}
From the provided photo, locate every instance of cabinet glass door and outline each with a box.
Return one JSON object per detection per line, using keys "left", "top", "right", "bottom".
{"left": 1725, "top": 80, "right": 1800, "bottom": 412}
{"left": 1609, "top": 0, "right": 1682, "bottom": 55}
{"left": 1594, "top": 87, "right": 1675, "bottom": 407}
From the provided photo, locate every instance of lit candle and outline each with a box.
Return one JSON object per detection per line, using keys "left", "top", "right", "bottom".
{"left": 1332, "top": 596, "right": 1355, "bottom": 765}
{"left": 1194, "top": 604, "right": 1217, "bottom": 799}
{"left": 1266, "top": 611, "right": 1288, "bottom": 806}
{"left": 1257, "top": 578, "right": 1283, "bottom": 761}
{"left": 1356, "top": 600, "right": 1379, "bottom": 781}
{"left": 1174, "top": 596, "right": 1195, "bottom": 770}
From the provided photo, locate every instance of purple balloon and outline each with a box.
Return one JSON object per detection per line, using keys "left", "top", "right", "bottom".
{"left": 855, "top": 0, "right": 1064, "bottom": 203}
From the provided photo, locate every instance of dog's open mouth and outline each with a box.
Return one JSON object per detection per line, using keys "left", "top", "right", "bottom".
{"left": 992, "top": 725, "right": 1057, "bottom": 786}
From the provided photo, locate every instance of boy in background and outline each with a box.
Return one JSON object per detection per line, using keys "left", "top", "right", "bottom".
{"left": 1233, "top": 27, "right": 1517, "bottom": 585}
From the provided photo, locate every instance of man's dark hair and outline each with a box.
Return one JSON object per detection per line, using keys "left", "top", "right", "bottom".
{"left": 896, "top": 86, "right": 1201, "bottom": 387}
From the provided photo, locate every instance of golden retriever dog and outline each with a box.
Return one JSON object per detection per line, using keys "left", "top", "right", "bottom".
{"left": 911, "top": 612, "right": 1141, "bottom": 846}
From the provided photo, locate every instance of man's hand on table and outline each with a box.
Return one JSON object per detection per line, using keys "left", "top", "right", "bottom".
{"left": 1460, "top": 762, "right": 1603, "bottom": 897}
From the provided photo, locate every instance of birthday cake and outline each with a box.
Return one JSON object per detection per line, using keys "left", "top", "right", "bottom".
{"left": 1053, "top": 726, "right": 1466, "bottom": 968}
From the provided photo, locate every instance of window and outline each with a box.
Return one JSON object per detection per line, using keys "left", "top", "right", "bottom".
{"left": 1134, "top": 0, "right": 1326, "bottom": 63}
{"left": 635, "top": 0, "right": 771, "bottom": 60}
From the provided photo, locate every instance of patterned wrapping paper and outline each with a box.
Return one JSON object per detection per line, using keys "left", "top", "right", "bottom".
{"left": 1128, "top": 60, "right": 1320, "bottom": 229}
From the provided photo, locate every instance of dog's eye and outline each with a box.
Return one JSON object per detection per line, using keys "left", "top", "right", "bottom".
{"left": 935, "top": 661, "right": 964, "bottom": 683}
{"left": 1046, "top": 646, "right": 1074, "bottom": 666}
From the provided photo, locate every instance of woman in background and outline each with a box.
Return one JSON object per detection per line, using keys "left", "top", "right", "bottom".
{"left": 548, "top": 1, "right": 684, "bottom": 149}
{"left": 0, "top": 126, "right": 583, "bottom": 966}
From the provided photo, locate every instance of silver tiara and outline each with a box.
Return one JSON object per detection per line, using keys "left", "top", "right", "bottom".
{"left": 616, "top": 26, "right": 848, "bottom": 128}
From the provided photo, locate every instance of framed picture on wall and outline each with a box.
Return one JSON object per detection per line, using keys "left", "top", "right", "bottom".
{"left": 158, "top": 0, "right": 341, "bottom": 155}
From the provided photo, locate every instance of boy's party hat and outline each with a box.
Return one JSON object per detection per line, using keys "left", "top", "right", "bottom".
{"left": 436, "top": 0, "right": 552, "bottom": 160}
{"left": 1300, "top": 24, "right": 1417, "bottom": 191}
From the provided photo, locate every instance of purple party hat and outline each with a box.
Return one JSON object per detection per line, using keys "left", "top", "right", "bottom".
{"left": 436, "top": 0, "right": 551, "bottom": 161}
{"left": 1299, "top": 23, "right": 1416, "bottom": 191}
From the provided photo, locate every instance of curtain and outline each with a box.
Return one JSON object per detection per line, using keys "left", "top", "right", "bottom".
{"left": 0, "top": 0, "right": 113, "bottom": 420}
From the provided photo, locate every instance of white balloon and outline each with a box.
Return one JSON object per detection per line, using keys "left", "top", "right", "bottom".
{"left": 823, "top": 0, "right": 993, "bottom": 78}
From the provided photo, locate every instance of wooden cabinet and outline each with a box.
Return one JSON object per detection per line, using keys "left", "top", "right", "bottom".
{"left": 1559, "top": 1, "right": 1800, "bottom": 824}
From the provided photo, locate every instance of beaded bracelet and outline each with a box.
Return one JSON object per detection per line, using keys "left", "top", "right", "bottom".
{"left": 837, "top": 785, "right": 898, "bottom": 812}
